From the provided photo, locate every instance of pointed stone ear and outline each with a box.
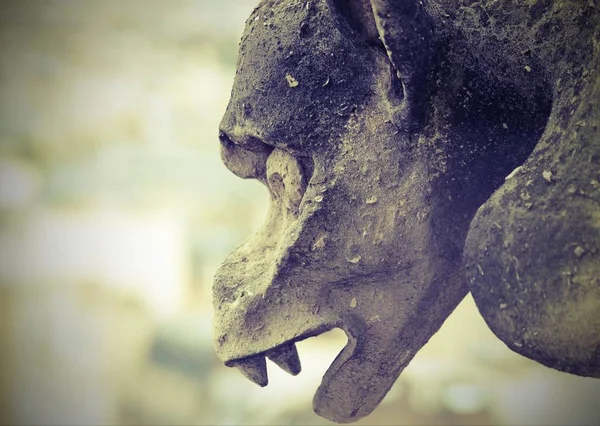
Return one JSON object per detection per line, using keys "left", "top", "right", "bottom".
{"left": 369, "top": 0, "right": 435, "bottom": 131}
{"left": 328, "top": 0, "right": 381, "bottom": 44}
{"left": 328, "top": 0, "right": 435, "bottom": 131}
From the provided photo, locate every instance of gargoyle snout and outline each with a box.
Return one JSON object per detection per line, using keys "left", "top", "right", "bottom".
{"left": 218, "top": 128, "right": 273, "bottom": 181}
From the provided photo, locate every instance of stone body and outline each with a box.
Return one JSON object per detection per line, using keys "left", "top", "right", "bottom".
{"left": 214, "top": 0, "right": 600, "bottom": 423}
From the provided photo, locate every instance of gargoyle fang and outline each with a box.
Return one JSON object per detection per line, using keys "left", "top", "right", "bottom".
{"left": 266, "top": 342, "right": 302, "bottom": 376}
{"left": 230, "top": 355, "right": 268, "bottom": 387}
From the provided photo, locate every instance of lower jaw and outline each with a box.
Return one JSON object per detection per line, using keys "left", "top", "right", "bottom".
{"left": 225, "top": 317, "right": 401, "bottom": 424}
{"left": 312, "top": 322, "right": 403, "bottom": 423}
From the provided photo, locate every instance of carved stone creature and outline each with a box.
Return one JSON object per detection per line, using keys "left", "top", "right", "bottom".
{"left": 214, "top": 0, "right": 599, "bottom": 422}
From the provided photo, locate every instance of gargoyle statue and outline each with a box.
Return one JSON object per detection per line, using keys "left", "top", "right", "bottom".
{"left": 213, "top": 0, "right": 599, "bottom": 422}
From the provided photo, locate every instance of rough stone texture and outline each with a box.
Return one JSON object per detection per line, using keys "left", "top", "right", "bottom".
{"left": 214, "top": 0, "right": 599, "bottom": 423}
{"left": 463, "top": 0, "right": 600, "bottom": 378}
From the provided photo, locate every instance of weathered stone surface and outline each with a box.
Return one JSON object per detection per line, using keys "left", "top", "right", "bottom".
{"left": 463, "top": 1, "right": 600, "bottom": 377}
{"left": 214, "top": 0, "right": 599, "bottom": 423}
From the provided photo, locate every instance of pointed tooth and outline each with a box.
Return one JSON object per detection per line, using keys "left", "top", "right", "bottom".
{"left": 231, "top": 355, "right": 268, "bottom": 387}
{"left": 267, "top": 343, "right": 302, "bottom": 376}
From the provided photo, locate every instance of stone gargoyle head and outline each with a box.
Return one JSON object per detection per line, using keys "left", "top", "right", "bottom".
{"left": 213, "top": 0, "right": 599, "bottom": 422}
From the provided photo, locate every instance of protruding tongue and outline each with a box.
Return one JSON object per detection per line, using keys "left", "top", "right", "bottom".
{"left": 313, "top": 330, "right": 414, "bottom": 423}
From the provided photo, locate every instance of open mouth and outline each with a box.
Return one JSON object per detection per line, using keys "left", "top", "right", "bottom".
{"left": 224, "top": 324, "right": 339, "bottom": 387}
{"left": 221, "top": 316, "right": 382, "bottom": 424}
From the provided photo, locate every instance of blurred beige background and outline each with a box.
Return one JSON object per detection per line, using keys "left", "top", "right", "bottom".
{"left": 0, "top": 1, "right": 598, "bottom": 425}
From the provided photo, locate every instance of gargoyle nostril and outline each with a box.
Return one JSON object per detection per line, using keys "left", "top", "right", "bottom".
{"left": 219, "top": 129, "right": 270, "bottom": 153}
{"left": 243, "top": 135, "right": 269, "bottom": 152}
{"left": 219, "top": 131, "right": 234, "bottom": 148}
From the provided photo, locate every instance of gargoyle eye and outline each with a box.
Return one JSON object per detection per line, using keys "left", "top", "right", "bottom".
{"left": 265, "top": 149, "right": 311, "bottom": 215}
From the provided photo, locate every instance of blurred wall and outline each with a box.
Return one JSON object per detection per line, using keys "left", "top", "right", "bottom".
{"left": 0, "top": 1, "right": 265, "bottom": 424}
